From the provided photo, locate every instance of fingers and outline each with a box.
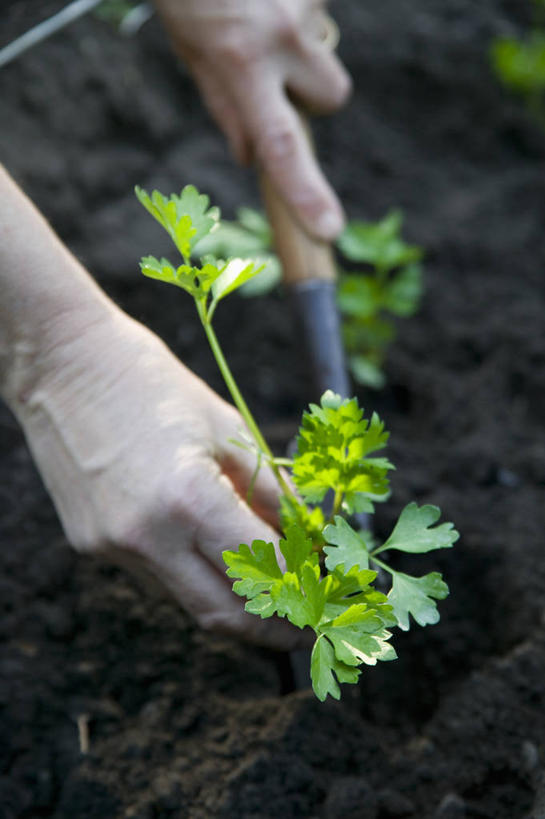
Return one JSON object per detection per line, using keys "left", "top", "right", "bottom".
{"left": 205, "top": 400, "right": 280, "bottom": 529}
{"left": 190, "top": 62, "right": 251, "bottom": 165}
{"left": 137, "top": 538, "right": 306, "bottom": 650}
{"left": 193, "top": 467, "right": 281, "bottom": 573}
{"left": 231, "top": 72, "right": 345, "bottom": 239}
{"left": 155, "top": 0, "right": 350, "bottom": 239}
{"left": 217, "top": 447, "right": 281, "bottom": 531}
{"left": 286, "top": 44, "right": 352, "bottom": 115}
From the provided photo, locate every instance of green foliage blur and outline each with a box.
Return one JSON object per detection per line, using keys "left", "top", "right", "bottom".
{"left": 94, "top": 0, "right": 139, "bottom": 27}
{"left": 194, "top": 207, "right": 424, "bottom": 390}
{"left": 337, "top": 211, "right": 423, "bottom": 390}
{"left": 490, "top": 0, "right": 545, "bottom": 123}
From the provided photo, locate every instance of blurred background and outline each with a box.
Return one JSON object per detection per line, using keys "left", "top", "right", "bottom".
{"left": 1, "top": 2, "right": 545, "bottom": 817}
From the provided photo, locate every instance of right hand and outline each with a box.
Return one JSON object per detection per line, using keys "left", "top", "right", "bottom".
{"left": 153, "top": 0, "right": 352, "bottom": 240}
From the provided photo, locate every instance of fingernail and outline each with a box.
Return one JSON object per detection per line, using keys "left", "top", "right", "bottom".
{"left": 315, "top": 209, "right": 344, "bottom": 240}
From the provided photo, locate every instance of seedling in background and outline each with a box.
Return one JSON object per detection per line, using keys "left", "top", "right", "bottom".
{"left": 490, "top": 0, "right": 545, "bottom": 126}
{"left": 136, "top": 184, "right": 458, "bottom": 701}
{"left": 337, "top": 210, "right": 423, "bottom": 389}
{"left": 192, "top": 205, "right": 424, "bottom": 389}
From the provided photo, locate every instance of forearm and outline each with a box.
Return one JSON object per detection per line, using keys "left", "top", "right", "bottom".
{"left": 0, "top": 165, "right": 118, "bottom": 409}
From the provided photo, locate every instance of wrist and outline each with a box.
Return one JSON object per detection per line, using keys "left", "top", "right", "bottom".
{"left": 2, "top": 294, "right": 122, "bottom": 418}
{"left": 0, "top": 165, "right": 119, "bottom": 412}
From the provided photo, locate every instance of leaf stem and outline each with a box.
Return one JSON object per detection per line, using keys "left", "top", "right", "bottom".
{"left": 369, "top": 553, "right": 394, "bottom": 575}
{"left": 329, "top": 489, "right": 344, "bottom": 522}
{"left": 198, "top": 306, "right": 295, "bottom": 501}
{"left": 246, "top": 451, "right": 262, "bottom": 507}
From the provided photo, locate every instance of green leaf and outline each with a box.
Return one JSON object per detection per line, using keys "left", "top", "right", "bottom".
{"left": 323, "top": 516, "right": 370, "bottom": 572}
{"left": 343, "top": 314, "right": 396, "bottom": 354}
{"left": 135, "top": 185, "right": 219, "bottom": 258}
{"left": 388, "top": 571, "right": 449, "bottom": 631}
{"left": 139, "top": 256, "right": 179, "bottom": 287}
{"left": 322, "top": 605, "right": 396, "bottom": 666}
{"left": 271, "top": 571, "right": 316, "bottom": 628}
{"left": 376, "top": 502, "right": 459, "bottom": 555}
{"left": 300, "top": 562, "right": 327, "bottom": 624}
{"left": 349, "top": 411, "right": 390, "bottom": 457}
{"left": 245, "top": 593, "right": 277, "bottom": 618}
{"left": 292, "top": 392, "right": 394, "bottom": 507}
{"left": 278, "top": 526, "right": 315, "bottom": 577}
{"left": 321, "top": 565, "right": 380, "bottom": 619}
{"left": 172, "top": 185, "right": 220, "bottom": 252}
{"left": 279, "top": 497, "right": 325, "bottom": 550}
{"left": 236, "top": 206, "right": 271, "bottom": 241}
{"left": 348, "top": 355, "right": 387, "bottom": 389}
{"left": 337, "top": 275, "right": 380, "bottom": 319}
{"left": 139, "top": 256, "right": 218, "bottom": 300}
{"left": 223, "top": 540, "right": 282, "bottom": 599}
{"left": 382, "top": 262, "right": 423, "bottom": 317}
{"left": 210, "top": 258, "right": 265, "bottom": 304}
{"left": 238, "top": 255, "right": 282, "bottom": 297}
{"left": 337, "top": 211, "right": 423, "bottom": 271}
{"left": 311, "top": 636, "right": 360, "bottom": 701}
{"left": 192, "top": 206, "right": 271, "bottom": 261}
{"left": 491, "top": 33, "right": 545, "bottom": 94}
{"left": 342, "top": 492, "right": 377, "bottom": 515}
{"left": 192, "top": 220, "right": 264, "bottom": 258}
{"left": 269, "top": 560, "right": 333, "bottom": 630}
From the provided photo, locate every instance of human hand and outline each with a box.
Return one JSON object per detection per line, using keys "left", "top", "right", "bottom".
{"left": 153, "top": 0, "right": 351, "bottom": 240}
{"left": 9, "top": 309, "right": 303, "bottom": 649}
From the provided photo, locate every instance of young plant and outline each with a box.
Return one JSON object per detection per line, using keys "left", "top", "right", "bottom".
{"left": 336, "top": 210, "right": 423, "bottom": 389}
{"left": 189, "top": 205, "right": 423, "bottom": 389}
{"left": 490, "top": 0, "right": 545, "bottom": 126}
{"left": 136, "top": 184, "right": 458, "bottom": 701}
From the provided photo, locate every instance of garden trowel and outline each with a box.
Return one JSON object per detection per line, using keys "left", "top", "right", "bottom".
{"left": 260, "top": 169, "right": 350, "bottom": 401}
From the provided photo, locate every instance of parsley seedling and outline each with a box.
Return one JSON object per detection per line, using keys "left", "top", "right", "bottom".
{"left": 137, "top": 184, "right": 458, "bottom": 701}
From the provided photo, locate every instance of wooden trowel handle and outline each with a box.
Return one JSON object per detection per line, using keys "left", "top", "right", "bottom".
{"left": 259, "top": 162, "right": 337, "bottom": 286}
{"left": 259, "top": 117, "right": 350, "bottom": 399}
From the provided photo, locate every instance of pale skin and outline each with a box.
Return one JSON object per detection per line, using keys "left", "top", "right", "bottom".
{"left": 0, "top": 0, "right": 350, "bottom": 647}
{"left": 154, "top": 0, "right": 351, "bottom": 239}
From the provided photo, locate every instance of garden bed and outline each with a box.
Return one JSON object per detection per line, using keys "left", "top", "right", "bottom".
{"left": 1, "top": 1, "right": 545, "bottom": 816}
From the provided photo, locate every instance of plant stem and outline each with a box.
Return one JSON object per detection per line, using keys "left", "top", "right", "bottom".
{"left": 329, "top": 489, "right": 344, "bottom": 521}
{"left": 246, "top": 451, "right": 262, "bottom": 507}
{"left": 369, "top": 553, "right": 393, "bottom": 575}
{"left": 199, "top": 309, "right": 295, "bottom": 500}
{"left": 331, "top": 489, "right": 343, "bottom": 515}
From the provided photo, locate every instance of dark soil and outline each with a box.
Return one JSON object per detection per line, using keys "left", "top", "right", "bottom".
{"left": 2, "top": 1, "right": 545, "bottom": 817}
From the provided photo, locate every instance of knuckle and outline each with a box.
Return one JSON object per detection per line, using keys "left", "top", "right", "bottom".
{"left": 69, "top": 529, "right": 97, "bottom": 556}
{"left": 290, "top": 186, "right": 329, "bottom": 218}
{"left": 197, "top": 610, "right": 231, "bottom": 634}
{"left": 215, "top": 31, "right": 256, "bottom": 69}
{"left": 102, "top": 513, "right": 148, "bottom": 556}
{"left": 259, "top": 121, "right": 298, "bottom": 164}
{"left": 274, "top": 11, "right": 302, "bottom": 49}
